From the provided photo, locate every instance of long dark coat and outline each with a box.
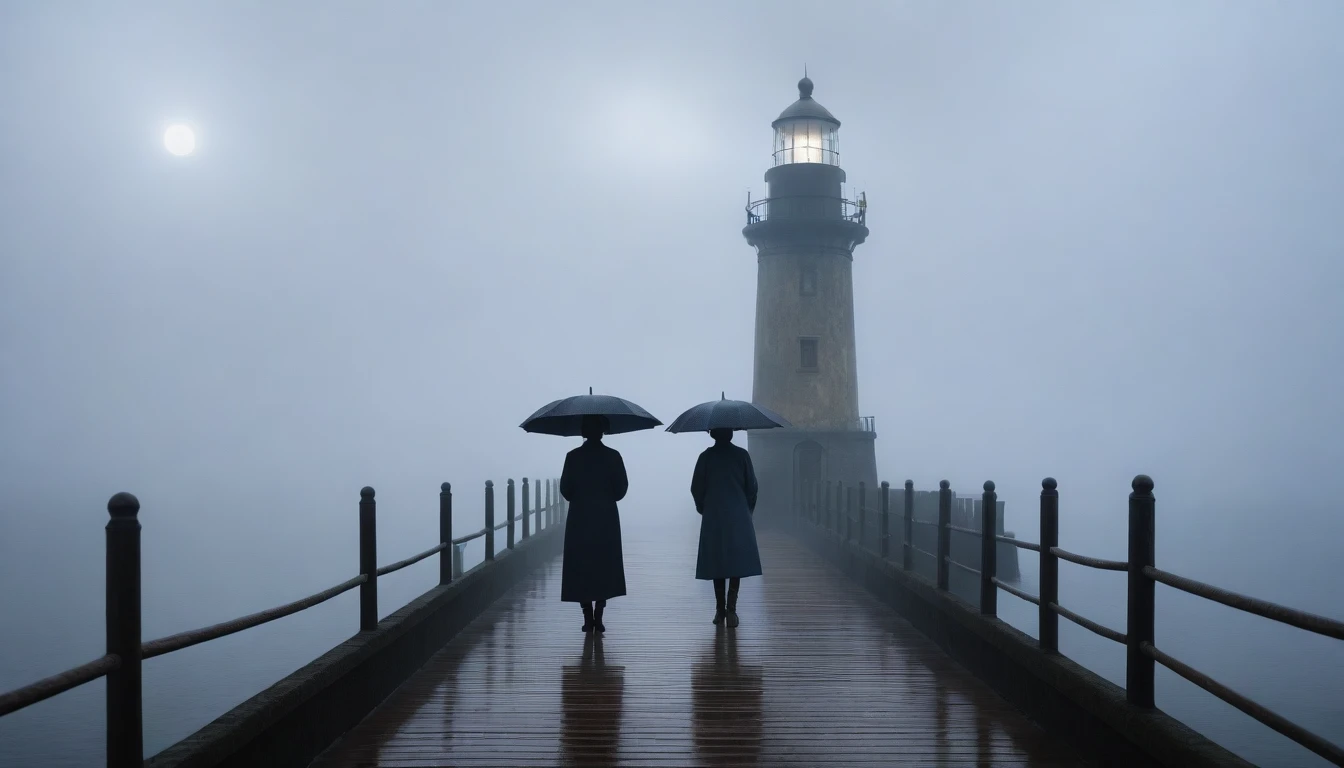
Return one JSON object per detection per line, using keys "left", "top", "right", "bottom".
{"left": 559, "top": 439, "right": 629, "bottom": 603}
{"left": 692, "top": 441, "right": 763, "bottom": 580}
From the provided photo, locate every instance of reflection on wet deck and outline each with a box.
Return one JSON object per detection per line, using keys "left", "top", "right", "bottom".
{"left": 312, "top": 517, "right": 1085, "bottom": 767}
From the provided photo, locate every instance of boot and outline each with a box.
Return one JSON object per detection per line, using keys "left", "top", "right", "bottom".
{"left": 581, "top": 602, "right": 594, "bottom": 633}
{"left": 726, "top": 579, "right": 741, "bottom": 628}
{"left": 712, "top": 579, "right": 727, "bottom": 626}
{"left": 593, "top": 600, "right": 607, "bottom": 633}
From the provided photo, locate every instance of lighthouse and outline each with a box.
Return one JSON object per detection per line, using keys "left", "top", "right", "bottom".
{"left": 743, "top": 76, "right": 878, "bottom": 525}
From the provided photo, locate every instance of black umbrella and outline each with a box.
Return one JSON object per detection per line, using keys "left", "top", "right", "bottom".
{"left": 665, "top": 393, "right": 792, "bottom": 433}
{"left": 520, "top": 387, "right": 663, "bottom": 436}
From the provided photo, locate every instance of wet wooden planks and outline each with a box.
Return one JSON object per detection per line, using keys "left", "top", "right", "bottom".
{"left": 311, "top": 514, "right": 1086, "bottom": 767}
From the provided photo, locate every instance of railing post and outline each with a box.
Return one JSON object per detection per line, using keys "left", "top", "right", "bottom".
{"left": 521, "top": 478, "right": 530, "bottom": 540}
{"left": 833, "top": 482, "right": 841, "bottom": 535}
{"left": 845, "top": 486, "right": 855, "bottom": 542}
{"left": 937, "top": 480, "right": 951, "bottom": 590}
{"left": 1039, "top": 478, "right": 1059, "bottom": 652}
{"left": 879, "top": 482, "right": 890, "bottom": 558}
{"left": 543, "top": 479, "right": 551, "bottom": 530}
{"left": 1127, "top": 474, "right": 1156, "bottom": 708}
{"left": 834, "top": 481, "right": 842, "bottom": 535}
{"left": 484, "top": 480, "right": 495, "bottom": 561}
{"left": 980, "top": 481, "right": 998, "bottom": 615}
{"left": 106, "top": 492, "right": 143, "bottom": 768}
{"left": 440, "top": 482, "right": 453, "bottom": 585}
{"left": 506, "top": 479, "right": 516, "bottom": 549}
{"left": 359, "top": 486, "right": 377, "bottom": 631}
{"left": 858, "top": 482, "right": 867, "bottom": 548}
{"left": 817, "top": 484, "right": 827, "bottom": 532}
{"left": 903, "top": 480, "right": 914, "bottom": 571}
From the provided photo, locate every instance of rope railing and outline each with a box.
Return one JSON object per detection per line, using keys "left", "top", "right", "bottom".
{"left": 1051, "top": 602, "right": 1126, "bottom": 645}
{"left": 143, "top": 575, "right": 368, "bottom": 659}
{"left": 992, "top": 577, "right": 1039, "bottom": 606}
{"left": 0, "top": 654, "right": 121, "bottom": 717}
{"left": 1051, "top": 547, "right": 1127, "bottom": 572}
{"left": 999, "top": 535, "right": 1040, "bottom": 552}
{"left": 946, "top": 557, "right": 981, "bottom": 577}
{"left": 452, "top": 529, "right": 487, "bottom": 546}
{"left": 376, "top": 543, "right": 449, "bottom": 578}
{"left": 0, "top": 475, "right": 567, "bottom": 766}
{"left": 794, "top": 474, "right": 1344, "bottom": 765}
{"left": 1142, "top": 642, "right": 1344, "bottom": 765}
{"left": 1144, "top": 566, "right": 1344, "bottom": 641}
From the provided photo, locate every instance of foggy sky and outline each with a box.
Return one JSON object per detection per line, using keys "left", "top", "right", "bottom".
{"left": 3, "top": 0, "right": 1343, "bottom": 688}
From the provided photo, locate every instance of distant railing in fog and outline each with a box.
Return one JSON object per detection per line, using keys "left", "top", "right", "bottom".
{"left": 745, "top": 194, "right": 867, "bottom": 227}
{"left": 0, "top": 477, "right": 567, "bottom": 767}
{"left": 796, "top": 475, "right": 1344, "bottom": 766}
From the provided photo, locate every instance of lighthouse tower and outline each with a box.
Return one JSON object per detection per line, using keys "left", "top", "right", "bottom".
{"left": 743, "top": 76, "right": 877, "bottom": 524}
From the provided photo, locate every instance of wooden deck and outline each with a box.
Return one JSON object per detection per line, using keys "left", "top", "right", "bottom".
{"left": 311, "top": 514, "right": 1085, "bottom": 767}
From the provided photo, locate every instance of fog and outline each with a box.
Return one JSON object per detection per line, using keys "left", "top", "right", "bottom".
{"left": 3, "top": 1, "right": 1342, "bottom": 766}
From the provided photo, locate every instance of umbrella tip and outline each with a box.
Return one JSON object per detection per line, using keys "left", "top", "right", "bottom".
{"left": 721, "top": 391, "right": 725, "bottom": 400}
{"left": 589, "top": 386, "right": 593, "bottom": 395}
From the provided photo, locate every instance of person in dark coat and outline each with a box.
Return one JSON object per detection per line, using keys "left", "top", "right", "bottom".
{"left": 691, "top": 427, "right": 762, "bottom": 627}
{"left": 559, "top": 414, "right": 629, "bottom": 632}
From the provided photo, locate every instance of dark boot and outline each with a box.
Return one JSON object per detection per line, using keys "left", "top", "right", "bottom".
{"left": 726, "top": 578, "right": 741, "bottom": 628}
{"left": 581, "top": 602, "right": 594, "bottom": 633}
{"left": 593, "top": 600, "right": 607, "bottom": 633}
{"left": 712, "top": 579, "right": 727, "bottom": 625}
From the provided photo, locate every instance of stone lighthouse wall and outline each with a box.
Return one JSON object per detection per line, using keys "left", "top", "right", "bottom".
{"left": 752, "top": 247, "right": 861, "bottom": 429}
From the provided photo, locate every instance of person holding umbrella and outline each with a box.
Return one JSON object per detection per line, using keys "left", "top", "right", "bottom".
{"left": 667, "top": 394, "right": 791, "bottom": 628}
{"left": 521, "top": 389, "right": 662, "bottom": 633}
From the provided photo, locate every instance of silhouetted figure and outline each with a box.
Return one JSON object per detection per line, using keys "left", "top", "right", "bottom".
{"left": 692, "top": 427, "right": 762, "bottom": 627}
{"left": 560, "top": 414, "right": 629, "bottom": 632}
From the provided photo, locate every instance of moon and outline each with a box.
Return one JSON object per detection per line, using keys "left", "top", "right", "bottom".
{"left": 163, "top": 124, "right": 196, "bottom": 156}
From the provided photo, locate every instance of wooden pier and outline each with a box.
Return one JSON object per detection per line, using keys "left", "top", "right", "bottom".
{"left": 311, "top": 520, "right": 1082, "bottom": 767}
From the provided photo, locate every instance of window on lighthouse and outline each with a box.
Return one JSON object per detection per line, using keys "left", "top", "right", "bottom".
{"left": 799, "top": 338, "right": 819, "bottom": 370}
{"left": 774, "top": 119, "right": 839, "bottom": 166}
{"left": 800, "top": 265, "right": 817, "bottom": 296}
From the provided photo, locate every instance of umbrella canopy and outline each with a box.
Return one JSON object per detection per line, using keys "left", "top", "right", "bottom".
{"left": 520, "top": 387, "right": 663, "bottom": 436}
{"left": 665, "top": 393, "right": 792, "bottom": 433}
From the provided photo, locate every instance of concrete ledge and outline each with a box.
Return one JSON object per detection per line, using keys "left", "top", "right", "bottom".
{"left": 788, "top": 522, "right": 1253, "bottom": 768}
{"left": 146, "top": 524, "right": 566, "bottom": 768}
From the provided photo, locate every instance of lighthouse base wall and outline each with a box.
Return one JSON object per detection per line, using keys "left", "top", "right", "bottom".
{"left": 746, "top": 427, "right": 877, "bottom": 531}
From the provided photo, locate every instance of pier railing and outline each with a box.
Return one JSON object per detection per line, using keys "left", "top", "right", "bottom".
{"left": 798, "top": 475, "right": 1344, "bottom": 766}
{"left": 0, "top": 477, "right": 566, "bottom": 768}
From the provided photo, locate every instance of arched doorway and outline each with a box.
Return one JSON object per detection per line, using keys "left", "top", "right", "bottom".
{"left": 792, "top": 440, "right": 827, "bottom": 518}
